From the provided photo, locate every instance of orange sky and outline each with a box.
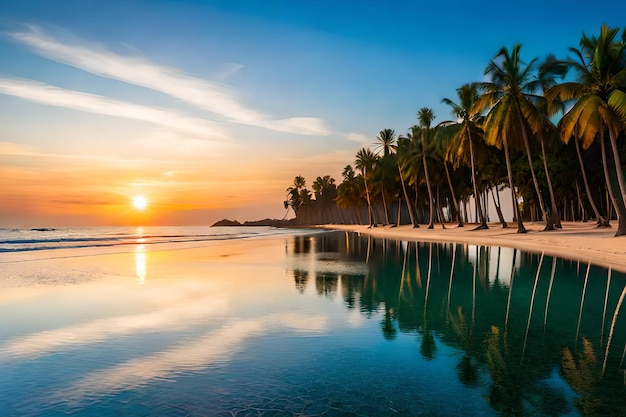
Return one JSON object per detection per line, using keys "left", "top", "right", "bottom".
{"left": 0, "top": 137, "right": 351, "bottom": 226}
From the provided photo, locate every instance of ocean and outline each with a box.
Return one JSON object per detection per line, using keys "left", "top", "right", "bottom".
{"left": 1, "top": 227, "right": 625, "bottom": 416}
{"left": 0, "top": 226, "right": 308, "bottom": 253}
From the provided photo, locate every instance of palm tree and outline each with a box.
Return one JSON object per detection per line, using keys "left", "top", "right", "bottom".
{"left": 375, "top": 129, "right": 405, "bottom": 226}
{"left": 537, "top": 54, "right": 569, "bottom": 229}
{"left": 477, "top": 44, "right": 550, "bottom": 233}
{"left": 286, "top": 175, "right": 309, "bottom": 217}
{"left": 440, "top": 83, "right": 487, "bottom": 229}
{"left": 335, "top": 165, "right": 364, "bottom": 224}
{"left": 432, "top": 123, "right": 464, "bottom": 227}
{"left": 571, "top": 130, "right": 609, "bottom": 226}
{"left": 355, "top": 148, "right": 379, "bottom": 227}
{"left": 417, "top": 107, "right": 436, "bottom": 229}
{"left": 375, "top": 129, "right": 396, "bottom": 224}
{"left": 375, "top": 128, "right": 396, "bottom": 157}
{"left": 546, "top": 25, "right": 626, "bottom": 236}
{"left": 396, "top": 134, "right": 418, "bottom": 227}
{"left": 403, "top": 128, "right": 428, "bottom": 224}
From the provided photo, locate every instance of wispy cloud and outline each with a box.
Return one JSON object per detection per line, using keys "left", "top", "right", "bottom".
{"left": 9, "top": 25, "right": 332, "bottom": 136}
{"left": 0, "top": 78, "right": 228, "bottom": 140}
{"left": 0, "top": 140, "right": 148, "bottom": 167}
{"left": 343, "top": 132, "right": 370, "bottom": 144}
{"left": 214, "top": 62, "right": 245, "bottom": 82}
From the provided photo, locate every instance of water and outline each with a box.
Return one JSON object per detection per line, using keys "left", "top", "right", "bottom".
{"left": 0, "top": 226, "right": 298, "bottom": 253}
{"left": 0, "top": 227, "right": 625, "bottom": 416}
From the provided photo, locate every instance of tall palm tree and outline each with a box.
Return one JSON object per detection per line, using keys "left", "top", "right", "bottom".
{"left": 546, "top": 24, "right": 626, "bottom": 236}
{"left": 441, "top": 83, "right": 487, "bottom": 229}
{"left": 372, "top": 132, "right": 397, "bottom": 225}
{"left": 375, "top": 128, "right": 416, "bottom": 226}
{"left": 286, "top": 175, "right": 309, "bottom": 217}
{"left": 404, "top": 127, "right": 429, "bottom": 224}
{"left": 417, "top": 107, "right": 436, "bottom": 229}
{"left": 371, "top": 156, "right": 395, "bottom": 225}
{"left": 396, "top": 134, "right": 419, "bottom": 227}
{"left": 537, "top": 54, "right": 569, "bottom": 229}
{"left": 335, "top": 165, "right": 364, "bottom": 224}
{"left": 375, "top": 128, "right": 396, "bottom": 157}
{"left": 571, "top": 130, "right": 609, "bottom": 226}
{"left": 432, "top": 123, "right": 463, "bottom": 227}
{"left": 355, "top": 148, "right": 379, "bottom": 227}
{"left": 477, "top": 44, "right": 550, "bottom": 233}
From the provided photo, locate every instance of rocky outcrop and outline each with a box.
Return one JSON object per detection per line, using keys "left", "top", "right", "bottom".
{"left": 211, "top": 218, "right": 296, "bottom": 227}
{"left": 211, "top": 219, "right": 243, "bottom": 227}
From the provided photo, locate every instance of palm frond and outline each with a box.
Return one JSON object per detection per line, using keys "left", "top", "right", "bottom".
{"left": 608, "top": 89, "right": 626, "bottom": 121}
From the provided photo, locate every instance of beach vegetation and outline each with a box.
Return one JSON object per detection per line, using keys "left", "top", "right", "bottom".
{"left": 286, "top": 24, "right": 626, "bottom": 236}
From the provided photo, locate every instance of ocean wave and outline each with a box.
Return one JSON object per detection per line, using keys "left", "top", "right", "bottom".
{"left": 0, "top": 226, "right": 311, "bottom": 254}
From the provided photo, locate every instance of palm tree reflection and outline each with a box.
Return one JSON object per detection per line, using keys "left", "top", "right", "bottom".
{"left": 293, "top": 269, "right": 309, "bottom": 293}
{"left": 290, "top": 232, "right": 626, "bottom": 416}
{"left": 562, "top": 338, "right": 601, "bottom": 415}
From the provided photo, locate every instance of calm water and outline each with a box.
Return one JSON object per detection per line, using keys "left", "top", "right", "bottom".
{"left": 1, "top": 227, "right": 625, "bottom": 416}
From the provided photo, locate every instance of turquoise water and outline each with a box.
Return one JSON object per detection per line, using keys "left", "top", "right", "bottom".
{"left": 0, "top": 229, "right": 625, "bottom": 416}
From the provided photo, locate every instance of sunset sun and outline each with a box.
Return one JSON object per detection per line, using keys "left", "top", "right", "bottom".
{"left": 132, "top": 195, "right": 148, "bottom": 211}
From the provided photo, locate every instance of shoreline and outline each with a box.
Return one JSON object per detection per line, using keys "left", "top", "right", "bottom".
{"left": 317, "top": 221, "right": 626, "bottom": 273}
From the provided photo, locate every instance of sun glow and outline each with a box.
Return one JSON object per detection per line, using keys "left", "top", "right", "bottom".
{"left": 132, "top": 195, "right": 148, "bottom": 211}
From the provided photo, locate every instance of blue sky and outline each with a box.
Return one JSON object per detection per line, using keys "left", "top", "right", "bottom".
{"left": 0, "top": 0, "right": 624, "bottom": 226}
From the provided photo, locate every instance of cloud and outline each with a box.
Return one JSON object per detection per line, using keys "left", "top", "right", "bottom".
{"left": 10, "top": 25, "right": 332, "bottom": 136}
{"left": 214, "top": 62, "right": 245, "bottom": 81}
{"left": 0, "top": 78, "right": 228, "bottom": 140}
{"left": 0, "top": 140, "right": 145, "bottom": 167}
{"left": 263, "top": 117, "right": 332, "bottom": 136}
{"left": 344, "top": 132, "right": 371, "bottom": 144}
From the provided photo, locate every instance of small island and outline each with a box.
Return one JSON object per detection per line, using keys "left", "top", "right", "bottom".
{"left": 211, "top": 218, "right": 296, "bottom": 227}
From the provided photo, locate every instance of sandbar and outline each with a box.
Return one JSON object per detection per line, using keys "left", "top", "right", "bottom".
{"left": 320, "top": 221, "right": 626, "bottom": 273}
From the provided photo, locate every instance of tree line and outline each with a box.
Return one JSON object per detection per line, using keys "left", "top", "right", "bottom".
{"left": 285, "top": 25, "right": 626, "bottom": 236}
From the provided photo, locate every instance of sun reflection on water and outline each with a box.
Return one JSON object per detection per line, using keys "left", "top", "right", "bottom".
{"left": 135, "top": 226, "right": 146, "bottom": 244}
{"left": 135, "top": 245, "right": 147, "bottom": 285}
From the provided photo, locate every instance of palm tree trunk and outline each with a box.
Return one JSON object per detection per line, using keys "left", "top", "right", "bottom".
{"left": 575, "top": 180, "right": 586, "bottom": 222}
{"left": 520, "top": 121, "right": 550, "bottom": 229}
{"left": 436, "top": 186, "right": 446, "bottom": 229}
{"left": 600, "top": 131, "right": 626, "bottom": 236}
{"left": 381, "top": 185, "right": 390, "bottom": 226}
{"left": 362, "top": 169, "right": 375, "bottom": 227}
{"left": 443, "top": 161, "right": 463, "bottom": 227}
{"left": 463, "top": 198, "right": 469, "bottom": 223}
{"left": 398, "top": 162, "right": 418, "bottom": 227}
{"left": 421, "top": 138, "right": 435, "bottom": 229}
{"left": 467, "top": 127, "right": 488, "bottom": 230}
{"left": 539, "top": 134, "right": 561, "bottom": 228}
{"left": 491, "top": 186, "right": 507, "bottom": 227}
{"left": 574, "top": 136, "right": 608, "bottom": 226}
{"left": 607, "top": 127, "right": 626, "bottom": 229}
{"left": 503, "top": 141, "right": 526, "bottom": 233}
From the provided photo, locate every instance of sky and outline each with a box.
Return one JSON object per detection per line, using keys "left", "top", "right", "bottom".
{"left": 0, "top": 0, "right": 624, "bottom": 227}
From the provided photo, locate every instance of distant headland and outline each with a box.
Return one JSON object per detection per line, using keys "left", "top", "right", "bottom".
{"left": 211, "top": 218, "right": 296, "bottom": 227}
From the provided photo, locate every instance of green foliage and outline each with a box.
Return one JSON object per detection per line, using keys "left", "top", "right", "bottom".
{"left": 286, "top": 24, "right": 626, "bottom": 229}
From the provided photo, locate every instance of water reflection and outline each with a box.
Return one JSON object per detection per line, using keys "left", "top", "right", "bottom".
{"left": 288, "top": 232, "right": 626, "bottom": 417}
{"left": 135, "top": 244, "right": 147, "bottom": 284}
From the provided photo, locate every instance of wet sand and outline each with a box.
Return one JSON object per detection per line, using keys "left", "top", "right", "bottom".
{"left": 320, "top": 221, "right": 626, "bottom": 273}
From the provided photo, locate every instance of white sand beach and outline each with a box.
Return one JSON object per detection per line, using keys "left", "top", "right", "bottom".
{"left": 322, "top": 221, "right": 626, "bottom": 273}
